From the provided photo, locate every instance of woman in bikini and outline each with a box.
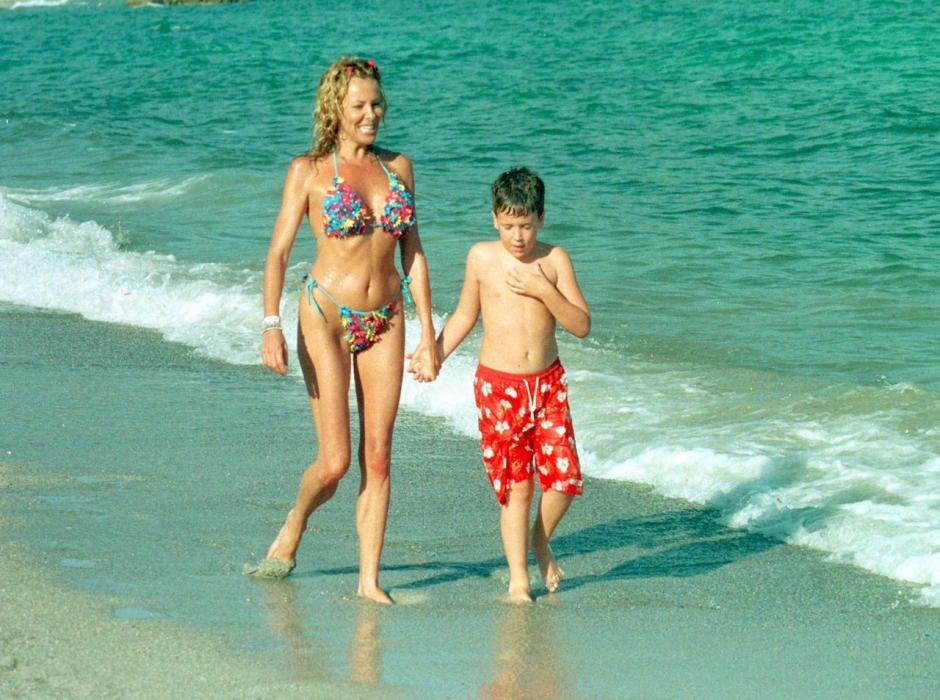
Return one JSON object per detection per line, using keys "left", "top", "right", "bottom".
{"left": 248, "top": 57, "right": 441, "bottom": 603}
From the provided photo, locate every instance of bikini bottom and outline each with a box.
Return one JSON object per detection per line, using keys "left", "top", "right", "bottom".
{"left": 303, "top": 274, "right": 411, "bottom": 353}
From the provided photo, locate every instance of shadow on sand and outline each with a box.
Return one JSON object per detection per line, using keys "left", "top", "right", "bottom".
{"left": 304, "top": 506, "right": 780, "bottom": 595}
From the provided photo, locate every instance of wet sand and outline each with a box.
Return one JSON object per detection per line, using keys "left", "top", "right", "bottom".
{"left": 0, "top": 534, "right": 394, "bottom": 699}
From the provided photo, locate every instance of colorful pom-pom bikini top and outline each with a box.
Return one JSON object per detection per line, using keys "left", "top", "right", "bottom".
{"left": 321, "top": 149, "right": 416, "bottom": 240}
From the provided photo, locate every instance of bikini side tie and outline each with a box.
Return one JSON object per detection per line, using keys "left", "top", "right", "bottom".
{"left": 304, "top": 274, "right": 412, "bottom": 317}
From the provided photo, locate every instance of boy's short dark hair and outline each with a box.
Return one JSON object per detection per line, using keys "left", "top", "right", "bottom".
{"left": 491, "top": 167, "right": 544, "bottom": 217}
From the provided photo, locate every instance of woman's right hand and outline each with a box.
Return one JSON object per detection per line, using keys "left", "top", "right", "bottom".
{"left": 406, "top": 335, "right": 443, "bottom": 382}
{"left": 262, "top": 329, "right": 288, "bottom": 375}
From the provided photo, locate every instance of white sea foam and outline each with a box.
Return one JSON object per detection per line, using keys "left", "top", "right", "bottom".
{"left": 0, "top": 194, "right": 279, "bottom": 365}
{"left": 2, "top": 193, "right": 939, "bottom": 607}
{"left": 2, "top": 0, "right": 72, "bottom": 8}
{"left": 587, "top": 379, "right": 940, "bottom": 606}
{"left": 0, "top": 177, "right": 208, "bottom": 206}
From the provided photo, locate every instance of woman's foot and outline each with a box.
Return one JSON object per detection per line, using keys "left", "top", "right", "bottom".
{"left": 244, "top": 509, "right": 304, "bottom": 577}
{"left": 265, "top": 509, "right": 305, "bottom": 562}
{"left": 243, "top": 556, "right": 295, "bottom": 579}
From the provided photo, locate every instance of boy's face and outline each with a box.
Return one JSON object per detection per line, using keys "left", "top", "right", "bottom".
{"left": 492, "top": 209, "right": 543, "bottom": 261}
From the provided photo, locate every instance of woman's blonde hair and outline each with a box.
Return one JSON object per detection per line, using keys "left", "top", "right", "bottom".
{"left": 310, "top": 57, "right": 386, "bottom": 159}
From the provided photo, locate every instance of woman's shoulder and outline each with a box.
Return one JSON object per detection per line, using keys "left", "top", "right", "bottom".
{"left": 284, "top": 152, "right": 332, "bottom": 190}
{"left": 374, "top": 147, "right": 414, "bottom": 190}
{"left": 288, "top": 152, "right": 330, "bottom": 174}
{"left": 374, "top": 146, "right": 411, "bottom": 166}
{"left": 375, "top": 147, "right": 413, "bottom": 179}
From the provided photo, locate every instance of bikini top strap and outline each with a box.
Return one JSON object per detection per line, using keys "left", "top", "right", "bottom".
{"left": 331, "top": 148, "right": 340, "bottom": 178}
{"left": 376, "top": 154, "right": 396, "bottom": 182}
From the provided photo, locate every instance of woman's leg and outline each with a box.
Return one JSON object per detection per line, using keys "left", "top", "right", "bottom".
{"left": 265, "top": 297, "right": 352, "bottom": 565}
{"left": 350, "top": 306, "right": 405, "bottom": 603}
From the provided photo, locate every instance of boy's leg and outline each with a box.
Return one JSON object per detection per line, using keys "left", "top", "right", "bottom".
{"left": 499, "top": 476, "right": 534, "bottom": 603}
{"left": 530, "top": 360, "right": 581, "bottom": 592}
{"left": 532, "top": 489, "right": 574, "bottom": 592}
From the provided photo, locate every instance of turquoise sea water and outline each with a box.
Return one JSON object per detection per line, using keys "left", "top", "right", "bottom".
{"left": 1, "top": 0, "right": 939, "bottom": 610}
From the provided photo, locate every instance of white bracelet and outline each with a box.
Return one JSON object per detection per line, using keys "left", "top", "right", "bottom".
{"left": 262, "top": 315, "right": 282, "bottom": 333}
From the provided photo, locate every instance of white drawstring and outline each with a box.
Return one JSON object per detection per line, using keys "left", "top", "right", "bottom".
{"left": 523, "top": 376, "right": 540, "bottom": 422}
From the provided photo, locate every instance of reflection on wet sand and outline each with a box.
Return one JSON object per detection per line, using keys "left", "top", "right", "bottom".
{"left": 257, "top": 580, "right": 381, "bottom": 687}
{"left": 350, "top": 600, "right": 380, "bottom": 685}
{"left": 258, "top": 580, "right": 332, "bottom": 683}
{"left": 479, "top": 602, "right": 570, "bottom": 700}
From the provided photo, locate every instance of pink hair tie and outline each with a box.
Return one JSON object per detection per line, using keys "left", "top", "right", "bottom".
{"left": 345, "top": 65, "right": 355, "bottom": 75}
{"left": 367, "top": 59, "right": 376, "bottom": 69}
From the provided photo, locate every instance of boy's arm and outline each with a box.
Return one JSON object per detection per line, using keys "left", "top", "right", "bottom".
{"left": 506, "top": 247, "right": 590, "bottom": 338}
{"left": 437, "top": 246, "right": 483, "bottom": 360}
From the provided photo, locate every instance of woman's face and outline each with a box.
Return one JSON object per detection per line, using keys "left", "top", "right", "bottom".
{"left": 337, "top": 77, "right": 384, "bottom": 146}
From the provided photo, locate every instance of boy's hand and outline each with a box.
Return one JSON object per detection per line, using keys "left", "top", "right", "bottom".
{"left": 405, "top": 353, "right": 430, "bottom": 382}
{"left": 506, "top": 263, "right": 553, "bottom": 299}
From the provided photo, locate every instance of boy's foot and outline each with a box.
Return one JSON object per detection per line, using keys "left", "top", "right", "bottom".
{"left": 504, "top": 583, "right": 533, "bottom": 604}
{"left": 357, "top": 583, "right": 394, "bottom": 605}
{"left": 533, "top": 540, "right": 564, "bottom": 593}
{"left": 541, "top": 560, "right": 564, "bottom": 593}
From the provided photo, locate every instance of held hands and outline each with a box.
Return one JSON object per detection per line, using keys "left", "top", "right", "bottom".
{"left": 406, "top": 335, "right": 443, "bottom": 383}
{"left": 261, "top": 329, "right": 288, "bottom": 375}
{"left": 506, "top": 263, "right": 553, "bottom": 299}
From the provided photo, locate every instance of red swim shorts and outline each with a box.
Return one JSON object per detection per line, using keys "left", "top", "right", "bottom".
{"left": 473, "top": 359, "right": 583, "bottom": 505}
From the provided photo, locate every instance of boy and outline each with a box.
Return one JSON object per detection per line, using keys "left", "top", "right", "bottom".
{"left": 424, "top": 166, "right": 590, "bottom": 602}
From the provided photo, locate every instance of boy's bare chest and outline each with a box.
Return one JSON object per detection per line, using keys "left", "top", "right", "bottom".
{"left": 479, "top": 263, "right": 554, "bottom": 316}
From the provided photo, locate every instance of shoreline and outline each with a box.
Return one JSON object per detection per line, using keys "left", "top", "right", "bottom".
{"left": 2, "top": 306, "right": 939, "bottom": 698}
